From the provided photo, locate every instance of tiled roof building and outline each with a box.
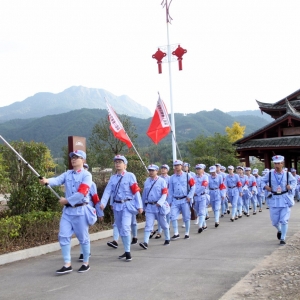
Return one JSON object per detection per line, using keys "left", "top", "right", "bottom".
{"left": 234, "top": 90, "right": 300, "bottom": 169}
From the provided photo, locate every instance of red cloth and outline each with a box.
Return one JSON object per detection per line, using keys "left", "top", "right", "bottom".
{"left": 107, "top": 102, "right": 132, "bottom": 148}
{"left": 92, "top": 194, "right": 100, "bottom": 205}
{"left": 219, "top": 183, "right": 226, "bottom": 190}
{"left": 147, "top": 96, "right": 171, "bottom": 144}
{"left": 130, "top": 183, "right": 140, "bottom": 194}
{"left": 201, "top": 180, "right": 208, "bottom": 187}
{"left": 78, "top": 183, "right": 90, "bottom": 196}
{"left": 189, "top": 177, "right": 195, "bottom": 186}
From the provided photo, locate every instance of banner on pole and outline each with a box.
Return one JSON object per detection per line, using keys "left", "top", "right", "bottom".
{"left": 106, "top": 102, "right": 132, "bottom": 148}
{"left": 147, "top": 95, "right": 171, "bottom": 144}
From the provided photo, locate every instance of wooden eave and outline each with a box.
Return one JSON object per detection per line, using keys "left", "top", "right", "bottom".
{"left": 256, "top": 89, "right": 300, "bottom": 118}
{"left": 233, "top": 112, "right": 300, "bottom": 145}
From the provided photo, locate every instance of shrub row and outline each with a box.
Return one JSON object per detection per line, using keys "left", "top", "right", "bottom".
{"left": 0, "top": 207, "right": 145, "bottom": 255}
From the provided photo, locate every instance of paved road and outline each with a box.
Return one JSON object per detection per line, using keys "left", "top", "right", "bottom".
{"left": 1, "top": 204, "right": 300, "bottom": 300}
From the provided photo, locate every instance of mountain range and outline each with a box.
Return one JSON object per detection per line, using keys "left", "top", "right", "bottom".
{"left": 0, "top": 86, "right": 152, "bottom": 122}
{"left": 0, "top": 86, "right": 272, "bottom": 157}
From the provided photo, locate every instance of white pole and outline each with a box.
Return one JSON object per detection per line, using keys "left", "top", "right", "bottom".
{"left": 166, "top": 12, "right": 177, "bottom": 162}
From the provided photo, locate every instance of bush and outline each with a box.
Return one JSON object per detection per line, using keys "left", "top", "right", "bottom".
{"left": 0, "top": 141, "right": 62, "bottom": 215}
{"left": 0, "top": 211, "right": 61, "bottom": 254}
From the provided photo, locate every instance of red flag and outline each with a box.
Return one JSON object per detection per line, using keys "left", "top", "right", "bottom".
{"left": 147, "top": 96, "right": 171, "bottom": 144}
{"left": 106, "top": 102, "right": 132, "bottom": 148}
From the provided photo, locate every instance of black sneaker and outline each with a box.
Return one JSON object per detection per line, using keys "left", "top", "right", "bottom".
{"left": 107, "top": 241, "right": 118, "bottom": 249}
{"left": 227, "top": 209, "right": 230, "bottom": 214}
{"left": 247, "top": 214, "right": 250, "bottom": 217}
{"left": 78, "top": 264, "right": 90, "bottom": 273}
{"left": 56, "top": 265, "right": 73, "bottom": 274}
{"left": 215, "top": 222, "right": 219, "bottom": 228}
{"left": 253, "top": 212, "right": 257, "bottom": 215}
{"left": 205, "top": 216, "right": 210, "bottom": 220}
{"left": 202, "top": 226, "right": 208, "bottom": 231}
{"left": 277, "top": 231, "right": 282, "bottom": 240}
{"left": 131, "top": 237, "right": 138, "bottom": 245}
{"left": 280, "top": 240, "right": 286, "bottom": 245}
{"left": 139, "top": 242, "right": 148, "bottom": 249}
{"left": 125, "top": 252, "right": 132, "bottom": 261}
{"left": 163, "top": 240, "right": 170, "bottom": 246}
{"left": 149, "top": 229, "right": 157, "bottom": 239}
{"left": 118, "top": 252, "right": 126, "bottom": 259}
{"left": 184, "top": 235, "right": 190, "bottom": 239}
{"left": 171, "top": 234, "right": 180, "bottom": 240}
{"left": 266, "top": 207, "right": 269, "bottom": 209}
{"left": 249, "top": 207, "right": 252, "bottom": 210}
{"left": 230, "top": 218, "right": 234, "bottom": 222}
{"left": 221, "top": 214, "right": 224, "bottom": 218}
{"left": 198, "top": 227, "right": 203, "bottom": 233}
{"left": 78, "top": 253, "right": 91, "bottom": 261}
{"left": 234, "top": 216, "right": 238, "bottom": 220}
{"left": 238, "top": 215, "right": 242, "bottom": 218}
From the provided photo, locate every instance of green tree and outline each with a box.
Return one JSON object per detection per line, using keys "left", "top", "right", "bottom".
{"left": 188, "top": 133, "right": 239, "bottom": 167}
{"left": 0, "top": 153, "right": 11, "bottom": 194}
{"left": 88, "top": 115, "right": 138, "bottom": 168}
{"left": 225, "top": 122, "right": 246, "bottom": 143}
{"left": 0, "top": 141, "right": 62, "bottom": 215}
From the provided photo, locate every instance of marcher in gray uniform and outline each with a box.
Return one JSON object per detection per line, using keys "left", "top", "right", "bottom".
{"left": 208, "top": 166, "right": 226, "bottom": 227}
{"left": 39, "top": 150, "right": 96, "bottom": 274}
{"left": 78, "top": 163, "right": 103, "bottom": 261}
{"left": 252, "top": 168, "right": 264, "bottom": 213}
{"left": 291, "top": 168, "right": 300, "bottom": 202}
{"left": 139, "top": 164, "right": 170, "bottom": 249}
{"left": 153, "top": 164, "right": 171, "bottom": 239}
{"left": 168, "top": 160, "right": 196, "bottom": 239}
{"left": 100, "top": 155, "right": 143, "bottom": 261}
{"left": 224, "top": 166, "right": 243, "bottom": 221}
{"left": 261, "top": 155, "right": 296, "bottom": 245}
{"left": 245, "top": 167, "right": 258, "bottom": 215}
{"left": 220, "top": 166, "right": 230, "bottom": 215}
{"left": 237, "top": 166, "right": 250, "bottom": 218}
{"left": 193, "top": 164, "right": 210, "bottom": 233}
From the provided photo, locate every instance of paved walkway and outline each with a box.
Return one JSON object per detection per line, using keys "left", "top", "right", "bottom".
{"left": 0, "top": 204, "right": 300, "bottom": 300}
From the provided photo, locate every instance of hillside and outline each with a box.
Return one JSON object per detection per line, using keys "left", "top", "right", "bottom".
{"left": 0, "top": 86, "right": 152, "bottom": 122}
{"left": 0, "top": 108, "right": 270, "bottom": 157}
{"left": 227, "top": 110, "right": 273, "bottom": 122}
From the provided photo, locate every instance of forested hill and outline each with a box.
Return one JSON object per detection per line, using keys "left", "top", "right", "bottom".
{"left": 0, "top": 108, "right": 270, "bottom": 157}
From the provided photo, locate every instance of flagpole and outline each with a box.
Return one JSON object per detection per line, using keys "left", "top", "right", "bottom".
{"left": 125, "top": 133, "right": 149, "bottom": 174}
{"left": 158, "top": 91, "right": 182, "bottom": 161}
{"left": 166, "top": 4, "right": 177, "bottom": 162}
{"left": 105, "top": 97, "right": 149, "bottom": 174}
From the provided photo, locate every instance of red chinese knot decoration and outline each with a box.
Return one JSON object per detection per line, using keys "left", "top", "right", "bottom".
{"left": 152, "top": 48, "right": 167, "bottom": 74}
{"left": 172, "top": 45, "right": 187, "bottom": 71}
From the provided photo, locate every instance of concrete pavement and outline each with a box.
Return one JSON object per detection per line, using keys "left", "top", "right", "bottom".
{"left": 0, "top": 204, "right": 300, "bottom": 300}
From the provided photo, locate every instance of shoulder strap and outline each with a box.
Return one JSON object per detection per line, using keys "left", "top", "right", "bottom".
{"left": 146, "top": 178, "right": 159, "bottom": 200}
{"left": 113, "top": 175, "right": 123, "bottom": 199}
{"left": 269, "top": 171, "right": 271, "bottom": 190}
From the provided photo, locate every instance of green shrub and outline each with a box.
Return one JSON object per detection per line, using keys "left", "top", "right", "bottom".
{"left": 0, "top": 211, "right": 61, "bottom": 254}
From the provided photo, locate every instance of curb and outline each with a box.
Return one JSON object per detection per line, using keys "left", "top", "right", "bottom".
{"left": 0, "top": 221, "right": 147, "bottom": 266}
{"left": 0, "top": 209, "right": 205, "bottom": 266}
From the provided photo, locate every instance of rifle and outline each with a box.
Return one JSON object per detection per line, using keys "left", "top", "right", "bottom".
{"left": 0, "top": 135, "right": 60, "bottom": 199}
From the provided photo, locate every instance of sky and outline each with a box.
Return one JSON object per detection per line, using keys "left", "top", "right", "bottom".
{"left": 1, "top": 0, "right": 300, "bottom": 114}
